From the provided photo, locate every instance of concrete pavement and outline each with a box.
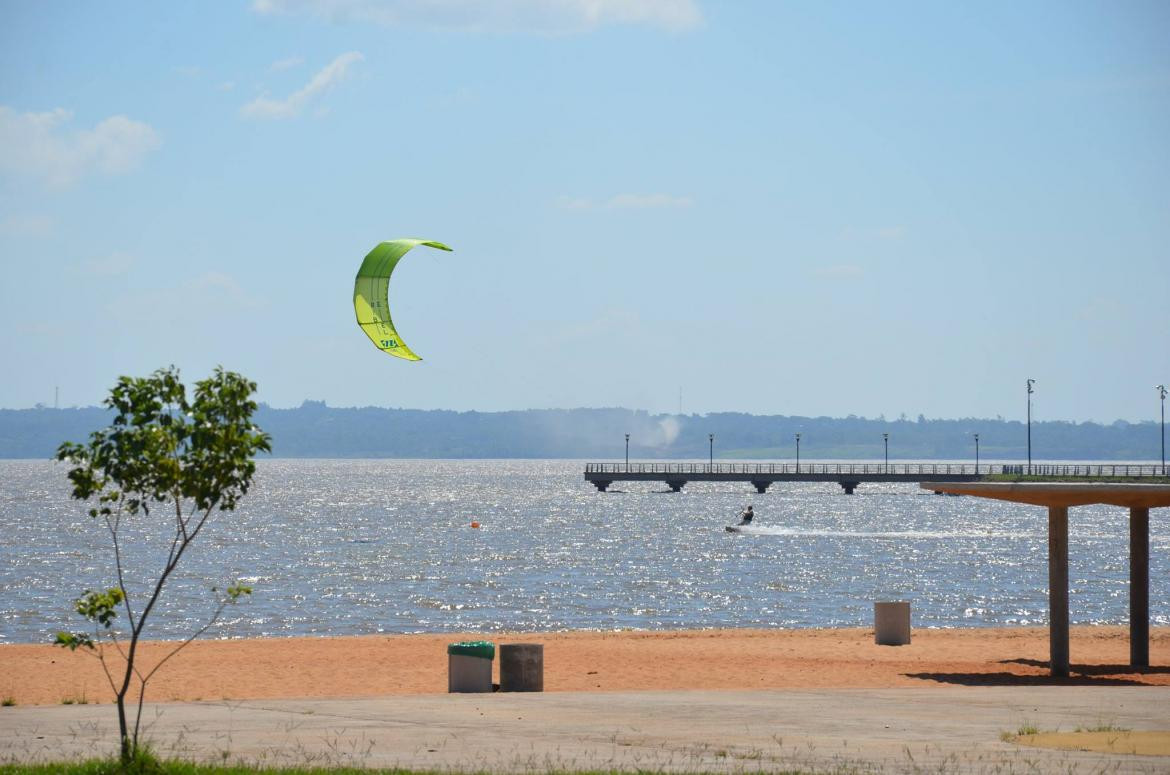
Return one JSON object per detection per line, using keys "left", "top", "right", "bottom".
{"left": 2, "top": 687, "right": 1168, "bottom": 773}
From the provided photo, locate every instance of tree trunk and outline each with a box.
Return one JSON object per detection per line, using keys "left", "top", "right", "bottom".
{"left": 117, "top": 691, "right": 130, "bottom": 761}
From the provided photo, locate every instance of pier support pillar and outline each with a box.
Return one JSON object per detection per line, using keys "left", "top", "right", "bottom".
{"left": 592, "top": 480, "right": 611, "bottom": 492}
{"left": 839, "top": 481, "right": 859, "bottom": 495}
{"left": 666, "top": 480, "right": 685, "bottom": 492}
{"left": 1048, "top": 505, "right": 1069, "bottom": 677}
{"left": 1130, "top": 506, "right": 1149, "bottom": 668}
{"left": 751, "top": 480, "right": 770, "bottom": 494}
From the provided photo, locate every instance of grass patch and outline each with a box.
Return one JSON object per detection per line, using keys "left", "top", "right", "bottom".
{"left": 1074, "top": 722, "right": 1131, "bottom": 733}
{"left": 0, "top": 764, "right": 435, "bottom": 775}
{"left": 0, "top": 763, "right": 829, "bottom": 775}
{"left": 1, "top": 697, "right": 15, "bottom": 707}
{"left": 1001, "top": 722, "right": 1042, "bottom": 741}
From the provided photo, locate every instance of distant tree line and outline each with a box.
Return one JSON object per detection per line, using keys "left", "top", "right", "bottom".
{"left": 1, "top": 401, "right": 1161, "bottom": 461}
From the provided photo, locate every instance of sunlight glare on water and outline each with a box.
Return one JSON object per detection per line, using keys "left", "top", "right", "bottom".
{"left": 0, "top": 459, "right": 1166, "bottom": 642}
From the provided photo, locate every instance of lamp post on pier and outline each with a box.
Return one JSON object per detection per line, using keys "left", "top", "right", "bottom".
{"left": 708, "top": 433, "right": 714, "bottom": 471}
{"left": 795, "top": 433, "right": 801, "bottom": 473}
{"left": 1026, "top": 379, "right": 1035, "bottom": 474}
{"left": 625, "top": 433, "right": 630, "bottom": 472}
{"left": 974, "top": 433, "right": 980, "bottom": 474}
{"left": 1158, "top": 385, "right": 1167, "bottom": 475}
{"left": 882, "top": 432, "right": 889, "bottom": 472}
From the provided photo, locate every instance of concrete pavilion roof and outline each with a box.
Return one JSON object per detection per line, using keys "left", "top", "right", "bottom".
{"left": 919, "top": 482, "right": 1170, "bottom": 509}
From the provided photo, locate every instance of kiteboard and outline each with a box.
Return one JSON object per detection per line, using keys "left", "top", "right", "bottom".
{"left": 725, "top": 525, "right": 751, "bottom": 533}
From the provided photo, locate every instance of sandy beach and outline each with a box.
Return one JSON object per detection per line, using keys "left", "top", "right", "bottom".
{"left": 3, "top": 626, "right": 1166, "bottom": 707}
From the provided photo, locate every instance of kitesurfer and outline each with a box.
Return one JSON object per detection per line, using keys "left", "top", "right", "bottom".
{"left": 738, "top": 505, "right": 754, "bottom": 525}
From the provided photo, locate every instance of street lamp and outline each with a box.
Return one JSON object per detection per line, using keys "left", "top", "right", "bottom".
{"left": 625, "top": 433, "right": 630, "bottom": 471}
{"left": 882, "top": 432, "right": 889, "bottom": 471}
{"left": 795, "top": 432, "right": 801, "bottom": 473}
{"left": 973, "top": 433, "right": 980, "bottom": 474}
{"left": 1158, "top": 385, "right": 1167, "bottom": 475}
{"left": 709, "top": 433, "right": 714, "bottom": 470}
{"left": 1026, "top": 378, "right": 1035, "bottom": 474}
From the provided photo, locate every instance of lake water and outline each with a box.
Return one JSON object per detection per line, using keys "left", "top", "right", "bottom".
{"left": 1, "top": 459, "right": 1166, "bottom": 643}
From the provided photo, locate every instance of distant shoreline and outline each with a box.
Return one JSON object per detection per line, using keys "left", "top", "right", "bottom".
{"left": 3, "top": 625, "right": 1166, "bottom": 706}
{"left": 2, "top": 404, "right": 1162, "bottom": 459}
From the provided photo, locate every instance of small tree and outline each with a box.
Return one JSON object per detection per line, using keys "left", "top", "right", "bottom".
{"left": 54, "top": 366, "right": 271, "bottom": 763}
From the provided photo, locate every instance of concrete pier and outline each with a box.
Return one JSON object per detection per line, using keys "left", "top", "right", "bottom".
{"left": 921, "top": 482, "right": 1170, "bottom": 677}
{"left": 586, "top": 462, "right": 985, "bottom": 494}
{"left": 586, "top": 462, "right": 1166, "bottom": 494}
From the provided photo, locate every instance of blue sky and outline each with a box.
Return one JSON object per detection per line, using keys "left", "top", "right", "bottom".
{"left": 1, "top": 1, "right": 1167, "bottom": 422}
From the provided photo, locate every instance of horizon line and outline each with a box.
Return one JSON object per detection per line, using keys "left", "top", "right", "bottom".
{"left": 4, "top": 401, "right": 1159, "bottom": 428}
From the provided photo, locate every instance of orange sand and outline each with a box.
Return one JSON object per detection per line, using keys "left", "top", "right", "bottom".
{"left": 2, "top": 627, "right": 1166, "bottom": 707}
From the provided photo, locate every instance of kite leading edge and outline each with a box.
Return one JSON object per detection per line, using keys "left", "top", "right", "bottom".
{"left": 353, "top": 238, "right": 453, "bottom": 361}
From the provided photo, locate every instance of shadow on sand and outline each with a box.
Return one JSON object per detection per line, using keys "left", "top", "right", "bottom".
{"left": 905, "top": 659, "right": 1168, "bottom": 687}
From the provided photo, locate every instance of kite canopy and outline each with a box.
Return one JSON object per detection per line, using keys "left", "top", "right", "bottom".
{"left": 353, "top": 239, "right": 452, "bottom": 361}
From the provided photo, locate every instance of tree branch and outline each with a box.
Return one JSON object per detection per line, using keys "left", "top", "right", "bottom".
{"left": 140, "top": 593, "right": 233, "bottom": 686}
{"left": 105, "top": 504, "right": 136, "bottom": 632}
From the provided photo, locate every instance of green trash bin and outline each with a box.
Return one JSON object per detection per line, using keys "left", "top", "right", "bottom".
{"left": 447, "top": 640, "right": 494, "bottom": 693}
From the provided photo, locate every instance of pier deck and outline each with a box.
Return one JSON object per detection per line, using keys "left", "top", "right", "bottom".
{"left": 583, "top": 463, "right": 1165, "bottom": 494}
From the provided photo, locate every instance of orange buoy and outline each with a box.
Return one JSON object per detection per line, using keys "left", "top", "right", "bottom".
{"left": 470, "top": 521, "right": 480, "bottom": 529}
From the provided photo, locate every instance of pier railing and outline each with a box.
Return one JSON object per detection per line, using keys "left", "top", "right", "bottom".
{"left": 584, "top": 462, "right": 1165, "bottom": 478}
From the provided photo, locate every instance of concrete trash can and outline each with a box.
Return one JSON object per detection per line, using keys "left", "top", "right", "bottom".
{"left": 874, "top": 601, "right": 911, "bottom": 646}
{"left": 500, "top": 643, "right": 544, "bottom": 692}
{"left": 447, "top": 640, "right": 494, "bottom": 693}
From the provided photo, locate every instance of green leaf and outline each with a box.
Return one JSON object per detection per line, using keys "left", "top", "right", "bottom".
{"left": 54, "top": 632, "right": 95, "bottom": 651}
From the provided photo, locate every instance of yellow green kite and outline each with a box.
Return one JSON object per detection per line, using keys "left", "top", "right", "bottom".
{"left": 353, "top": 239, "right": 453, "bottom": 361}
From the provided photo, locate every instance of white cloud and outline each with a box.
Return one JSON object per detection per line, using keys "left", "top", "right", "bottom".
{"left": 241, "top": 51, "right": 364, "bottom": 119}
{"left": 876, "top": 226, "right": 906, "bottom": 240}
{"left": 75, "top": 251, "right": 135, "bottom": 277}
{"left": 555, "top": 195, "right": 594, "bottom": 210}
{"left": 557, "top": 192, "right": 694, "bottom": 210}
{"left": 606, "top": 192, "right": 693, "bottom": 209}
{"left": 185, "top": 272, "right": 267, "bottom": 314}
{"left": 269, "top": 56, "right": 304, "bottom": 72}
{"left": 252, "top": 0, "right": 701, "bottom": 33}
{"left": 1075, "top": 296, "right": 1124, "bottom": 323}
{"left": 106, "top": 271, "right": 266, "bottom": 323}
{"left": 189, "top": 271, "right": 246, "bottom": 295}
{"left": 814, "top": 263, "right": 864, "bottom": 279}
{"left": 538, "top": 307, "right": 642, "bottom": 347}
{"left": 0, "top": 107, "right": 161, "bottom": 188}
{"left": 0, "top": 213, "right": 53, "bottom": 237}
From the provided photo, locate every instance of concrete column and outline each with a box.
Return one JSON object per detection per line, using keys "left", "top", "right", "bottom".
{"left": 1048, "top": 505, "right": 1069, "bottom": 677}
{"left": 1130, "top": 507, "right": 1150, "bottom": 668}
